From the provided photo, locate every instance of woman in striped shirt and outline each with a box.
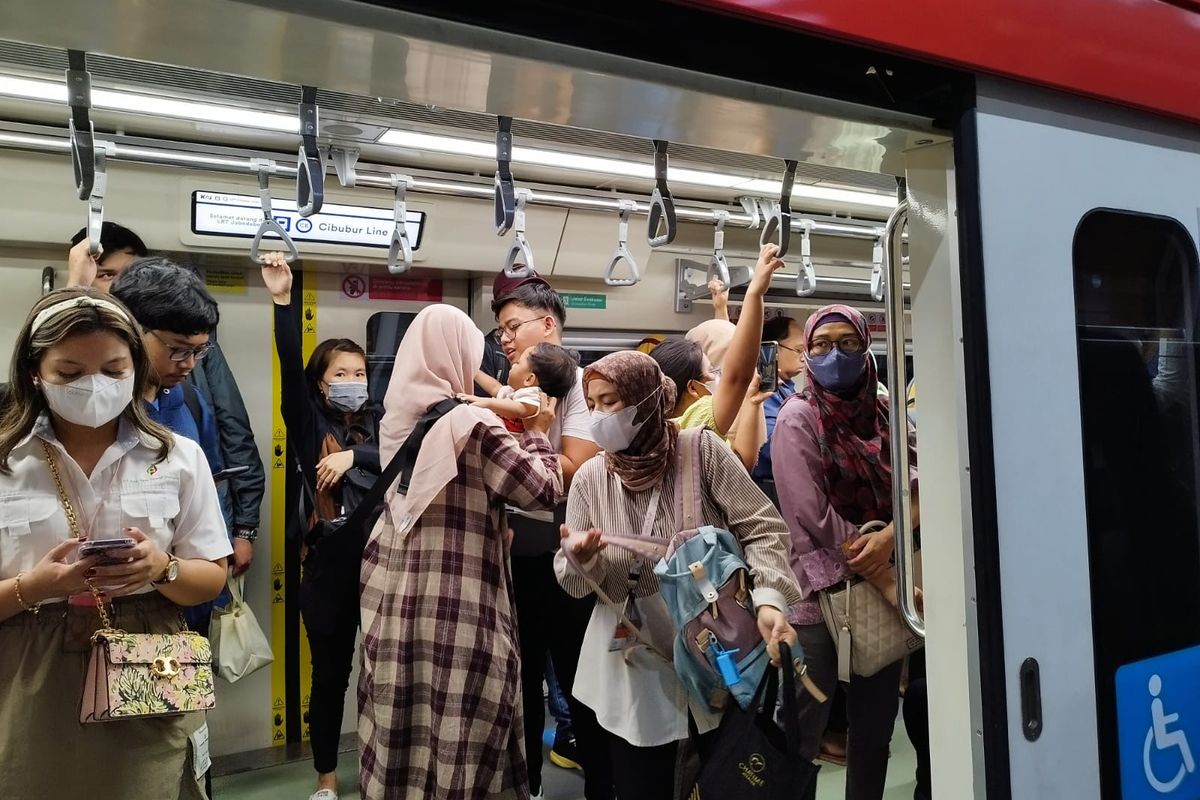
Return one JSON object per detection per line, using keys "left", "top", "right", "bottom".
{"left": 555, "top": 350, "right": 802, "bottom": 800}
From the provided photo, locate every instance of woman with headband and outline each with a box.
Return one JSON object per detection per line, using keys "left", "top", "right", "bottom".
{"left": 0, "top": 288, "right": 230, "bottom": 800}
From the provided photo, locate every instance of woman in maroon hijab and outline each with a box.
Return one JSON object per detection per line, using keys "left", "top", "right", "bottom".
{"left": 772, "top": 304, "right": 920, "bottom": 800}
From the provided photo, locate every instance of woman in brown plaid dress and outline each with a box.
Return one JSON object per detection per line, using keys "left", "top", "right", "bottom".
{"left": 359, "top": 305, "right": 563, "bottom": 800}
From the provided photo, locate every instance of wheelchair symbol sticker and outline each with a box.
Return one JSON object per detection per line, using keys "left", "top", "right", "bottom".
{"left": 1117, "top": 645, "right": 1200, "bottom": 799}
{"left": 1144, "top": 675, "right": 1195, "bottom": 793}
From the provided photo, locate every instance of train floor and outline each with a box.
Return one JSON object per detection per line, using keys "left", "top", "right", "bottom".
{"left": 212, "top": 708, "right": 920, "bottom": 799}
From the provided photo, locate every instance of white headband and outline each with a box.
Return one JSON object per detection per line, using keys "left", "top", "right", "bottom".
{"left": 29, "top": 296, "right": 134, "bottom": 335}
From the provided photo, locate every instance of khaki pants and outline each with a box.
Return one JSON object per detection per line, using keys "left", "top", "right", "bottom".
{"left": 0, "top": 594, "right": 208, "bottom": 800}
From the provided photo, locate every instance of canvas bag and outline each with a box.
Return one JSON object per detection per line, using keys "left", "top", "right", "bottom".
{"left": 210, "top": 575, "right": 274, "bottom": 683}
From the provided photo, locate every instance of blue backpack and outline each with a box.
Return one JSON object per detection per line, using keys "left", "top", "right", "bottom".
{"left": 653, "top": 428, "right": 771, "bottom": 712}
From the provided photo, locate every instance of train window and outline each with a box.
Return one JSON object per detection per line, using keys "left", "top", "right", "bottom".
{"left": 365, "top": 311, "right": 418, "bottom": 402}
{"left": 1072, "top": 208, "right": 1200, "bottom": 797}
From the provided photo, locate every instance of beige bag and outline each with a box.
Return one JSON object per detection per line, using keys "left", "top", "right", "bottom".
{"left": 42, "top": 441, "right": 216, "bottom": 723}
{"left": 818, "top": 521, "right": 923, "bottom": 681}
{"left": 210, "top": 575, "right": 274, "bottom": 683}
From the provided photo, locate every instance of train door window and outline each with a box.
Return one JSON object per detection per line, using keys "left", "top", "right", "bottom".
{"left": 365, "top": 311, "right": 418, "bottom": 402}
{"left": 1072, "top": 209, "right": 1200, "bottom": 796}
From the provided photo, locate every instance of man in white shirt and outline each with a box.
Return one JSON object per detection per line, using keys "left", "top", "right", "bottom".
{"left": 491, "top": 268, "right": 609, "bottom": 799}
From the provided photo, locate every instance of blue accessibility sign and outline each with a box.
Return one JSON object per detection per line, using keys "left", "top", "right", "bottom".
{"left": 1116, "top": 644, "right": 1200, "bottom": 799}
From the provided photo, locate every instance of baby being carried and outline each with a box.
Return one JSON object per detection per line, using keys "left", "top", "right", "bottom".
{"left": 460, "top": 342, "right": 577, "bottom": 431}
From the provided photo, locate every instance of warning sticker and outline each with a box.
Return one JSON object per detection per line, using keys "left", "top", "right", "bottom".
{"left": 204, "top": 268, "right": 247, "bottom": 295}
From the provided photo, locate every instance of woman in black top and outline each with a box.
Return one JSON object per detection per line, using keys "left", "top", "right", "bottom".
{"left": 261, "top": 253, "right": 381, "bottom": 800}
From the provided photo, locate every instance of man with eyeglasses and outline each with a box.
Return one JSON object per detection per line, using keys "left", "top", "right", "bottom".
{"left": 490, "top": 268, "right": 608, "bottom": 800}
{"left": 68, "top": 229, "right": 265, "bottom": 579}
{"left": 109, "top": 256, "right": 229, "bottom": 798}
{"left": 109, "top": 256, "right": 225, "bottom": 484}
{"left": 753, "top": 314, "right": 808, "bottom": 507}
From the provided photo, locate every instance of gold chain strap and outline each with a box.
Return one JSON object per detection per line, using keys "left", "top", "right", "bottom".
{"left": 40, "top": 440, "right": 114, "bottom": 631}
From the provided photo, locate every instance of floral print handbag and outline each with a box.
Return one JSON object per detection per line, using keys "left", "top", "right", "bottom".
{"left": 78, "top": 604, "right": 216, "bottom": 723}
{"left": 41, "top": 441, "right": 217, "bottom": 723}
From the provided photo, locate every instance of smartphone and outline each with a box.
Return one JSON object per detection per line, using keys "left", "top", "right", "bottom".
{"left": 78, "top": 538, "right": 136, "bottom": 564}
{"left": 758, "top": 341, "right": 780, "bottom": 393}
{"left": 212, "top": 465, "right": 251, "bottom": 483}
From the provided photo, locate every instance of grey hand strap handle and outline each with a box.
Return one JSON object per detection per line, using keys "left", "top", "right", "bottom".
{"left": 604, "top": 200, "right": 641, "bottom": 286}
{"left": 503, "top": 189, "right": 534, "bottom": 278}
{"left": 388, "top": 173, "right": 415, "bottom": 274}
{"left": 249, "top": 160, "right": 299, "bottom": 264}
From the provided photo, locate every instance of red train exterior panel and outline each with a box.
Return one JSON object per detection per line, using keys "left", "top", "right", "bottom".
{"left": 683, "top": 0, "right": 1200, "bottom": 125}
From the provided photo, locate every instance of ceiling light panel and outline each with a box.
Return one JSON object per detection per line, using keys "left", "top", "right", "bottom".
{"left": 0, "top": 75, "right": 297, "bottom": 132}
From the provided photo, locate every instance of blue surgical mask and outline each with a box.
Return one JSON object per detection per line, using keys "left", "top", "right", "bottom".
{"left": 326, "top": 381, "right": 369, "bottom": 412}
{"left": 807, "top": 350, "right": 867, "bottom": 393}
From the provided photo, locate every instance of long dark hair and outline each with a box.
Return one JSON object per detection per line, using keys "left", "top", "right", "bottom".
{"left": 304, "top": 337, "right": 372, "bottom": 441}
{"left": 0, "top": 288, "right": 173, "bottom": 472}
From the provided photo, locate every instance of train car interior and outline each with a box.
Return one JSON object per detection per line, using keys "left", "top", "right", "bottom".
{"left": 2, "top": 2, "right": 1200, "bottom": 800}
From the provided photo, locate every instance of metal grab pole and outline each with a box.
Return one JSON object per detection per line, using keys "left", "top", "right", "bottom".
{"left": 883, "top": 198, "right": 924, "bottom": 639}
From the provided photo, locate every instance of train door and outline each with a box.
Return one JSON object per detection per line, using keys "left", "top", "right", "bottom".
{"left": 966, "top": 80, "right": 1200, "bottom": 799}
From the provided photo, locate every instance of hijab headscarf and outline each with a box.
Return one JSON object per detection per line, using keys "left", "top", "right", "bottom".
{"left": 583, "top": 351, "right": 678, "bottom": 492}
{"left": 379, "top": 304, "right": 503, "bottom": 531}
{"left": 801, "top": 303, "right": 916, "bottom": 523}
{"left": 686, "top": 319, "right": 736, "bottom": 369}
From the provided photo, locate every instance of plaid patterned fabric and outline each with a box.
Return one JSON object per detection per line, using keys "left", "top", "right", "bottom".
{"left": 359, "top": 426, "right": 562, "bottom": 799}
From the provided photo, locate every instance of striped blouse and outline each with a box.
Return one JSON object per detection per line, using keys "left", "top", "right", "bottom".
{"left": 554, "top": 428, "right": 802, "bottom": 747}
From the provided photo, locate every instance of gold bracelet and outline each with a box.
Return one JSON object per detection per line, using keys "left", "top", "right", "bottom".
{"left": 13, "top": 572, "right": 39, "bottom": 615}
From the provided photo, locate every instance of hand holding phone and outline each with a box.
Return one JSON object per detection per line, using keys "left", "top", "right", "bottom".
{"left": 78, "top": 538, "right": 137, "bottom": 565}
{"left": 758, "top": 341, "right": 780, "bottom": 393}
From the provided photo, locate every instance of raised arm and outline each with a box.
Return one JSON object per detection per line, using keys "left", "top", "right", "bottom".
{"left": 261, "top": 253, "right": 317, "bottom": 477}
{"left": 479, "top": 424, "right": 563, "bottom": 512}
{"left": 711, "top": 244, "right": 785, "bottom": 435}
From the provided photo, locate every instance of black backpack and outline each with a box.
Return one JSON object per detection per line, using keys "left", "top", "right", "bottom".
{"left": 298, "top": 398, "right": 461, "bottom": 632}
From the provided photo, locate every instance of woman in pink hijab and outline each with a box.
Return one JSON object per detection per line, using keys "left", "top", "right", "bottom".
{"left": 359, "top": 304, "right": 563, "bottom": 800}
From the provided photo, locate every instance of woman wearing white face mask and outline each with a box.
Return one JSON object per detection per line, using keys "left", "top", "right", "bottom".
{"left": 260, "top": 253, "right": 380, "bottom": 800}
{"left": 0, "top": 289, "right": 229, "bottom": 799}
{"left": 554, "top": 351, "right": 801, "bottom": 799}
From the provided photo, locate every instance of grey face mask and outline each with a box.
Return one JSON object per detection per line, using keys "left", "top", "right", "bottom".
{"left": 326, "top": 381, "right": 368, "bottom": 412}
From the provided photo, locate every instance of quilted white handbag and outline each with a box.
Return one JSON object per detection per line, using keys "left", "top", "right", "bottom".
{"left": 818, "top": 522, "right": 923, "bottom": 681}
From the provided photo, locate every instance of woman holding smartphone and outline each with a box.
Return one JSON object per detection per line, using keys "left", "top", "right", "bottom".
{"left": 259, "top": 252, "right": 381, "bottom": 800}
{"left": 0, "top": 288, "right": 230, "bottom": 799}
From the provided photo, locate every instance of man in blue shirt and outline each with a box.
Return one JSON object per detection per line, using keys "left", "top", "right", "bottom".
{"left": 754, "top": 314, "right": 807, "bottom": 506}
{"left": 110, "top": 255, "right": 227, "bottom": 796}
{"left": 111, "top": 259, "right": 230, "bottom": 627}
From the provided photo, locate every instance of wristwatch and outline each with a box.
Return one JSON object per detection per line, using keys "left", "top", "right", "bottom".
{"left": 234, "top": 526, "right": 259, "bottom": 543}
{"left": 152, "top": 554, "right": 180, "bottom": 585}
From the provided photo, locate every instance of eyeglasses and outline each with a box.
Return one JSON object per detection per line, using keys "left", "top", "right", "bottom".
{"left": 498, "top": 317, "right": 547, "bottom": 341}
{"left": 808, "top": 336, "right": 865, "bottom": 357}
{"left": 148, "top": 330, "right": 213, "bottom": 362}
{"left": 778, "top": 343, "right": 805, "bottom": 356}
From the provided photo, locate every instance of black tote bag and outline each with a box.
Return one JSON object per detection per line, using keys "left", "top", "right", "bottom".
{"left": 690, "top": 642, "right": 819, "bottom": 798}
